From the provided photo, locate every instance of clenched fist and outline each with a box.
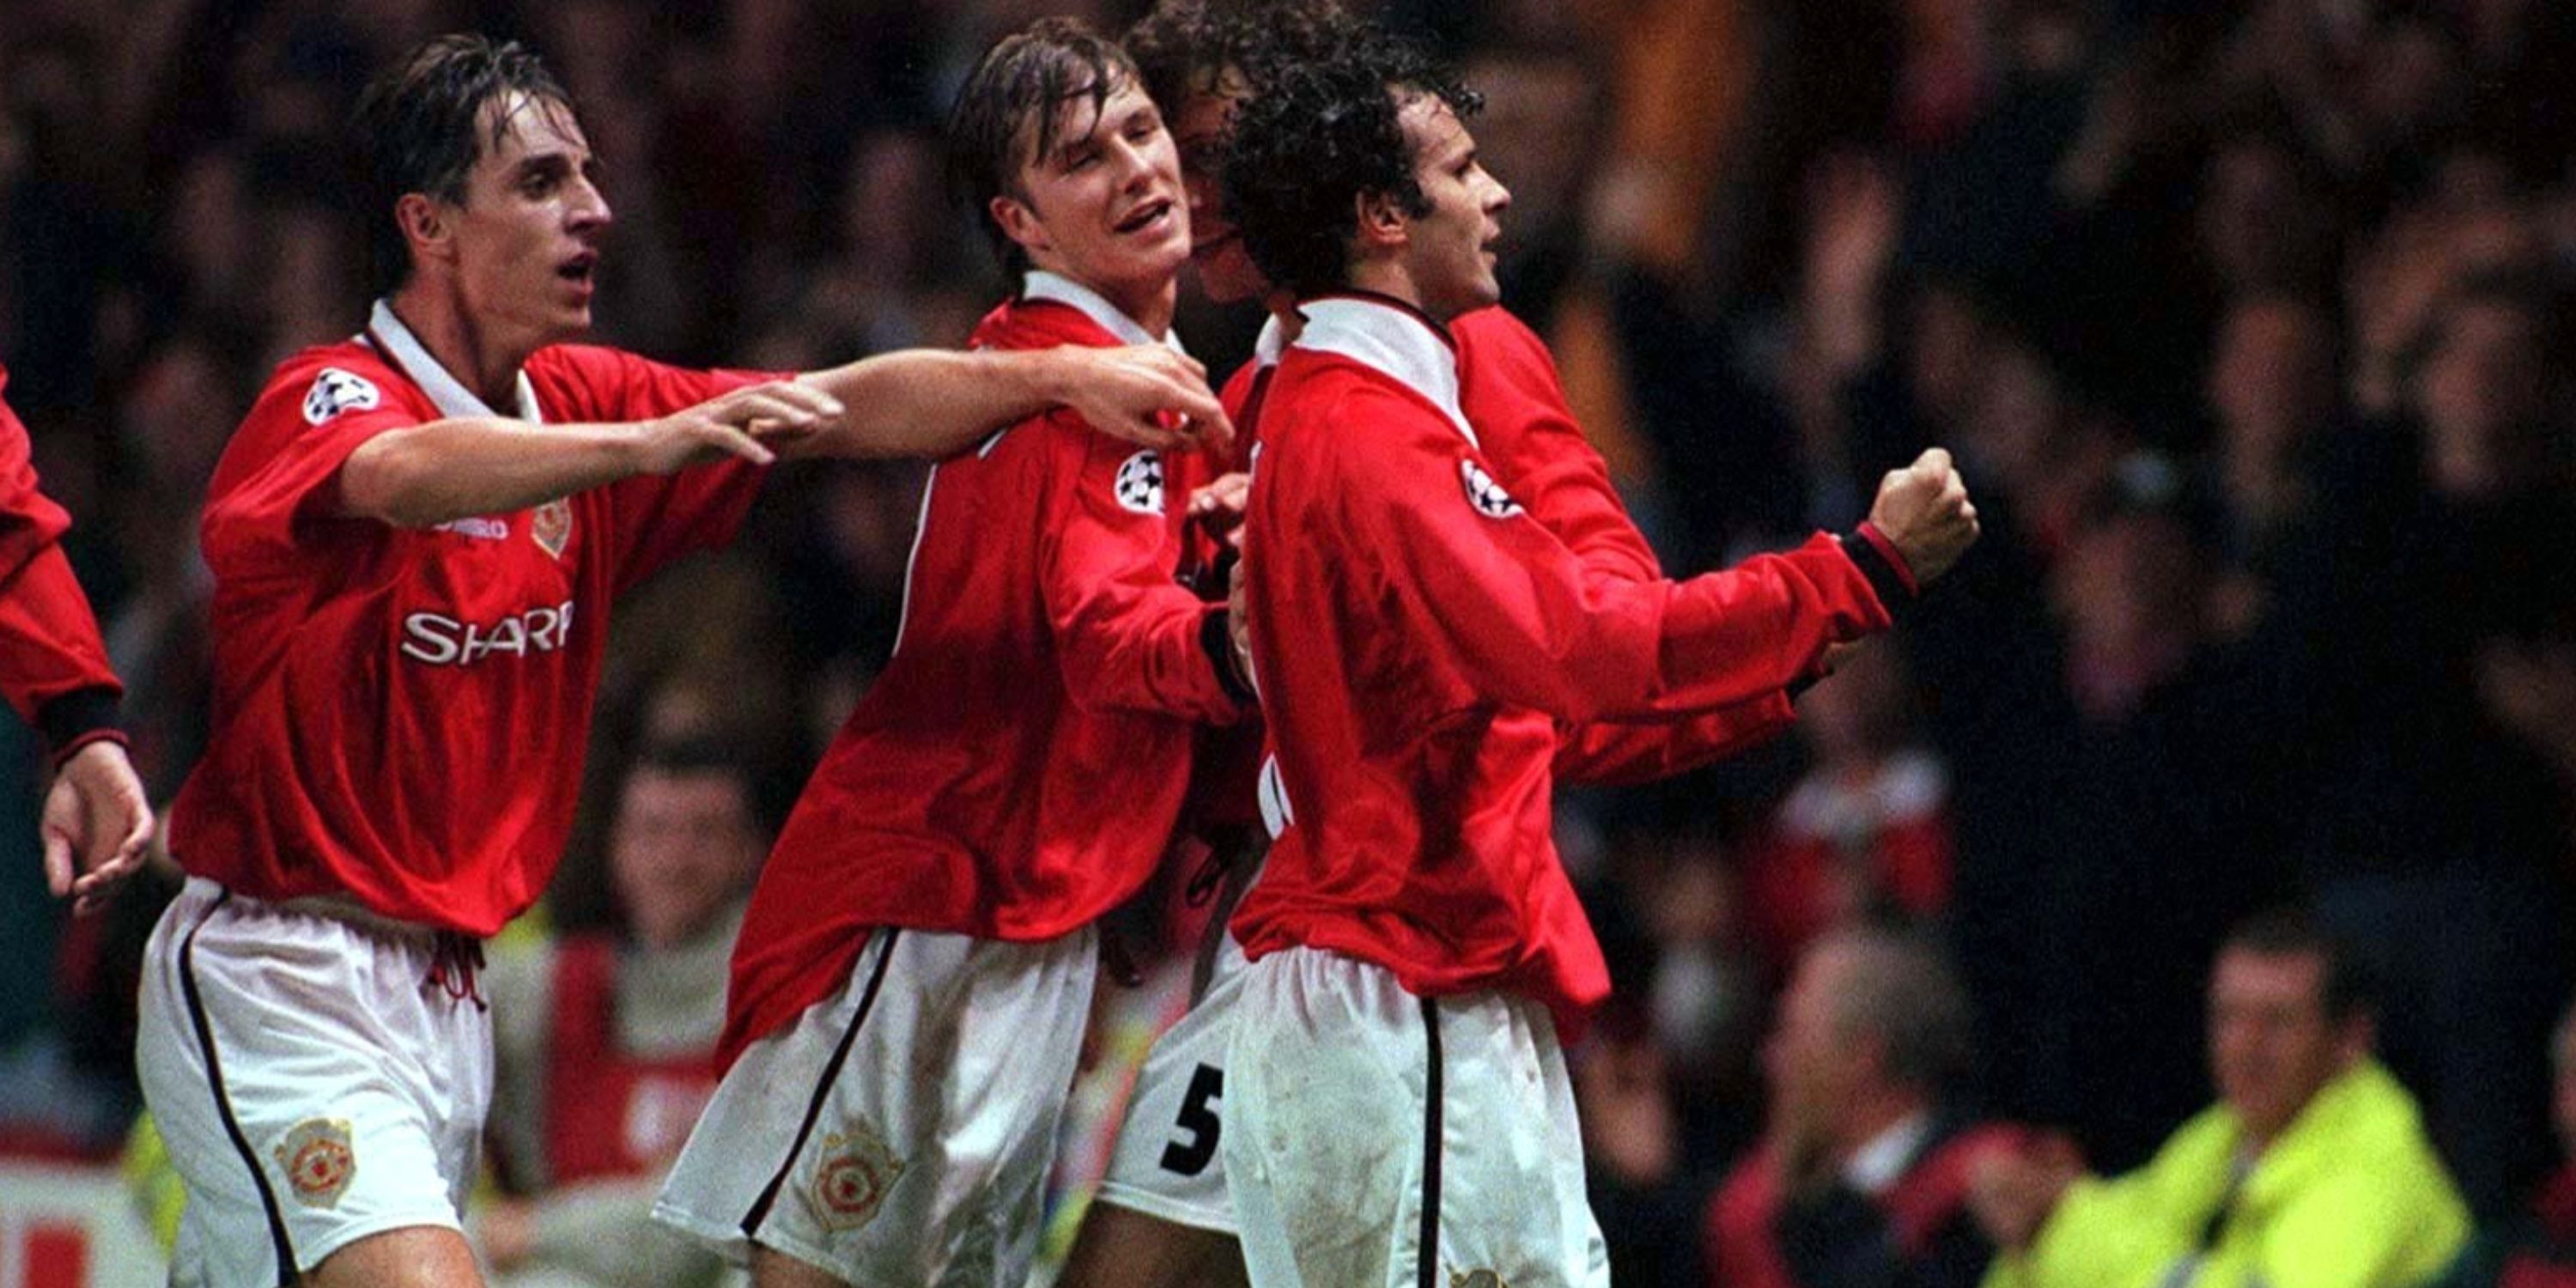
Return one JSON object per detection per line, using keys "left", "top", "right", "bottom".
{"left": 1868, "top": 447, "right": 1979, "bottom": 585}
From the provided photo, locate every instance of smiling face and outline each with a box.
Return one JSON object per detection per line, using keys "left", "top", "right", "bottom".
{"left": 990, "top": 73, "right": 1189, "bottom": 330}
{"left": 1173, "top": 67, "right": 1266, "bottom": 304}
{"left": 1390, "top": 92, "right": 1509, "bottom": 321}
{"left": 424, "top": 91, "right": 611, "bottom": 353}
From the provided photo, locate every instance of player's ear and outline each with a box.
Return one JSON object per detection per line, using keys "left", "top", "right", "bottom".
{"left": 1355, "top": 188, "right": 1407, "bottom": 252}
{"left": 396, "top": 192, "right": 455, "bottom": 268}
{"left": 991, "top": 194, "right": 1052, "bottom": 260}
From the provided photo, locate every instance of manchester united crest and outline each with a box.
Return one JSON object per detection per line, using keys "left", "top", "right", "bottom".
{"left": 531, "top": 498, "right": 573, "bottom": 559}
{"left": 811, "top": 1125, "right": 904, "bottom": 1232}
{"left": 274, "top": 1118, "right": 355, "bottom": 1209}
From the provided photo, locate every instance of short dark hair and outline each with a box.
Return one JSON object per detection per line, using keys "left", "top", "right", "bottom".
{"left": 1818, "top": 927, "right": 1974, "bottom": 1091}
{"left": 626, "top": 737, "right": 788, "bottom": 841}
{"left": 1221, "top": 28, "right": 1480, "bottom": 300}
{"left": 350, "top": 34, "right": 574, "bottom": 297}
{"left": 1122, "top": 0, "right": 1358, "bottom": 120}
{"left": 2223, "top": 907, "right": 2372, "bottom": 1023}
{"left": 948, "top": 17, "right": 1139, "bottom": 275}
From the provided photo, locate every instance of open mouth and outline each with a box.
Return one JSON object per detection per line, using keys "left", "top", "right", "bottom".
{"left": 556, "top": 252, "right": 598, "bottom": 285}
{"left": 1191, "top": 228, "right": 1238, "bottom": 259}
{"left": 1115, "top": 197, "right": 1176, "bottom": 236}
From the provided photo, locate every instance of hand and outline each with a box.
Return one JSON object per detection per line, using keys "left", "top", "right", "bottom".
{"left": 41, "top": 740, "right": 153, "bottom": 918}
{"left": 1054, "top": 345, "right": 1235, "bottom": 455}
{"left": 1188, "top": 472, "right": 1252, "bottom": 550}
{"left": 1574, "top": 1037, "right": 1677, "bottom": 1186}
{"left": 1967, "top": 1133, "right": 2083, "bottom": 1250}
{"left": 638, "top": 380, "right": 846, "bottom": 472}
{"left": 1868, "top": 447, "right": 1980, "bottom": 585}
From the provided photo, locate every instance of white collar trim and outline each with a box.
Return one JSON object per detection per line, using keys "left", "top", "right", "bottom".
{"left": 1021, "top": 271, "right": 1188, "bottom": 356}
{"left": 1291, "top": 296, "right": 1474, "bottom": 447}
{"left": 366, "top": 299, "right": 543, "bottom": 423}
{"left": 1253, "top": 313, "right": 1288, "bottom": 369}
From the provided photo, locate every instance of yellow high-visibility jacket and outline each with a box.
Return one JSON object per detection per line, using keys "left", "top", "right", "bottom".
{"left": 1984, "top": 1060, "right": 2470, "bottom": 1288}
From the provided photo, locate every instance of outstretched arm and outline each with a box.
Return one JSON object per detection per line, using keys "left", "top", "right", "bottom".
{"left": 794, "top": 344, "right": 1233, "bottom": 460}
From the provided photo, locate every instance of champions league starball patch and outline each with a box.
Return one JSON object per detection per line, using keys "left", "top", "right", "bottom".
{"left": 1459, "top": 459, "right": 1524, "bottom": 519}
{"left": 301, "top": 368, "right": 382, "bottom": 425}
{"left": 1115, "top": 449, "right": 1167, "bottom": 516}
{"left": 274, "top": 1118, "right": 356, "bottom": 1209}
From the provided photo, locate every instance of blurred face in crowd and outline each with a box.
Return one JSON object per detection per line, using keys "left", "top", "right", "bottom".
{"left": 413, "top": 92, "right": 611, "bottom": 351}
{"left": 2555, "top": 1012, "right": 2576, "bottom": 1156}
{"left": 991, "top": 73, "right": 1190, "bottom": 331}
{"left": 2208, "top": 946, "right": 2368, "bottom": 1147}
{"left": 1174, "top": 65, "right": 1267, "bottom": 304}
{"left": 2418, "top": 296, "right": 2550, "bottom": 499}
{"left": 1764, "top": 940, "right": 1871, "bottom": 1133}
{"left": 2210, "top": 298, "right": 2337, "bottom": 461}
{"left": 1388, "top": 91, "right": 1510, "bottom": 321}
{"left": 611, "top": 766, "right": 767, "bottom": 951}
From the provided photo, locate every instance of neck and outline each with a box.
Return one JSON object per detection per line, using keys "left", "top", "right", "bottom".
{"left": 387, "top": 280, "right": 539, "bottom": 412}
{"left": 1834, "top": 1088, "right": 1926, "bottom": 1161}
{"left": 1346, "top": 255, "right": 1436, "bottom": 320}
{"left": 1264, "top": 289, "right": 1303, "bottom": 342}
{"left": 1040, "top": 261, "right": 1178, "bottom": 338}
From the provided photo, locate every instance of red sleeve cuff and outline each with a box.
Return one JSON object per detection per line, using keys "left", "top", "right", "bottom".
{"left": 1855, "top": 521, "right": 1919, "bottom": 596}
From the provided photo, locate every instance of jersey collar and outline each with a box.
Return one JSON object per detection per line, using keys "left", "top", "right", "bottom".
{"left": 1020, "top": 270, "right": 1189, "bottom": 357}
{"left": 1252, "top": 313, "right": 1288, "bottom": 370}
{"left": 363, "top": 299, "right": 544, "bottom": 424}
{"left": 1291, "top": 294, "right": 1473, "bottom": 447}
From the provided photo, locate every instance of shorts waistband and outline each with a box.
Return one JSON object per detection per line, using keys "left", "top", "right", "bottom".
{"left": 183, "top": 875, "right": 470, "bottom": 946}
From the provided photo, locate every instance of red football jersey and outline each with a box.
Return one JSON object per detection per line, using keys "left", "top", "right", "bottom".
{"left": 1235, "top": 295, "right": 1905, "bottom": 1030}
{"left": 168, "top": 304, "right": 770, "bottom": 936}
{"left": 0, "top": 364, "right": 121, "bottom": 739}
{"left": 721, "top": 274, "right": 1245, "bottom": 1065}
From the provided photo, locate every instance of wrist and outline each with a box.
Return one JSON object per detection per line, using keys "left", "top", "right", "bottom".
{"left": 39, "top": 686, "right": 126, "bottom": 770}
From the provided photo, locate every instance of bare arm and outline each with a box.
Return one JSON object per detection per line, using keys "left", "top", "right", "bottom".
{"left": 334, "top": 381, "right": 833, "bottom": 528}
{"left": 793, "top": 344, "right": 1233, "bottom": 460}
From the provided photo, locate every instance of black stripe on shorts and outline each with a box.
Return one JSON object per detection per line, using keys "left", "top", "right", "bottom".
{"left": 741, "top": 927, "right": 903, "bottom": 1239}
{"left": 178, "top": 890, "right": 300, "bottom": 1287}
{"left": 1419, "top": 995, "right": 1444, "bottom": 1288}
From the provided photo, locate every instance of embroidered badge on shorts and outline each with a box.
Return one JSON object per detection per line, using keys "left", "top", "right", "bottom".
{"left": 530, "top": 498, "right": 573, "bottom": 559}
{"left": 302, "top": 368, "right": 382, "bottom": 425}
{"left": 811, "top": 1125, "right": 904, "bottom": 1232}
{"left": 1115, "top": 449, "right": 1166, "bottom": 516}
{"left": 1451, "top": 1271, "right": 1510, "bottom": 1288}
{"left": 275, "top": 1118, "right": 356, "bottom": 1209}
{"left": 1459, "top": 459, "right": 1523, "bottom": 519}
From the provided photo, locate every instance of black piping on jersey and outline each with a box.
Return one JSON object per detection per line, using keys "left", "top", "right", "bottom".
{"left": 178, "top": 889, "right": 300, "bottom": 1286}
{"left": 1418, "top": 995, "right": 1444, "bottom": 1288}
{"left": 740, "top": 927, "right": 903, "bottom": 1239}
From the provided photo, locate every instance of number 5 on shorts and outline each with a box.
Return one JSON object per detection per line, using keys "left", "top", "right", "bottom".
{"left": 1157, "top": 1063, "right": 1223, "bottom": 1176}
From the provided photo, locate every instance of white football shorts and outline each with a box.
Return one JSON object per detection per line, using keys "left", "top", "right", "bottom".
{"left": 653, "top": 925, "right": 1097, "bottom": 1287}
{"left": 137, "top": 876, "right": 495, "bottom": 1287}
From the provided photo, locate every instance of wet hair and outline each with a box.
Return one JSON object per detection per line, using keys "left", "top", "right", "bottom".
{"left": 1122, "top": 0, "right": 1359, "bottom": 119}
{"left": 2224, "top": 907, "right": 2373, "bottom": 1024}
{"left": 350, "top": 33, "right": 575, "bottom": 297}
{"left": 1221, "top": 27, "right": 1479, "bottom": 300}
{"left": 948, "top": 17, "right": 1141, "bottom": 275}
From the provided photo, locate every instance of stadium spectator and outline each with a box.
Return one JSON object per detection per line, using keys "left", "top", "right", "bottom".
{"left": 1705, "top": 927, "right": 2022, "bottom": 1288}
{"left": 1968, "top": 908, "right": 2470, "bottom": 1288}
{"left": 475, "top": 738, "right": 780, "bottom": 1288}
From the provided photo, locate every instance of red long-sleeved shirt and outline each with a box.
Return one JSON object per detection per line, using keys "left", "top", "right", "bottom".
{"left": 1234, "top": 295, "right": 1907, "bottom": 1031}
{"left": 722, "top": 274, "right": 1244, "bottom": 1066}
{"left": 0, "top": 363, "right": 122, "bottom": 754}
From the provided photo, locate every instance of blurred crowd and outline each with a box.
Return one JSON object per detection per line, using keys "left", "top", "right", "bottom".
{"left": 3, "top": 0, "right": 2573, "bottom": 1284}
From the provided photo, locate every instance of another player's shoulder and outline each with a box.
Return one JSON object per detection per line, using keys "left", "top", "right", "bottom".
{"left": 1452, "top": 306, "right": 1557, "bottom": 386}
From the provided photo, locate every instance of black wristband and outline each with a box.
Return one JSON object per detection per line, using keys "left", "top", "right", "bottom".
{"left": 38, "top": 685, "right": 125, "bottom": 764}
{"left": 1839, "top": 530, "right": 1918, "bottom": 623}
{"left": 1200, "top": 609, "right": 1258, "bottom": 708}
